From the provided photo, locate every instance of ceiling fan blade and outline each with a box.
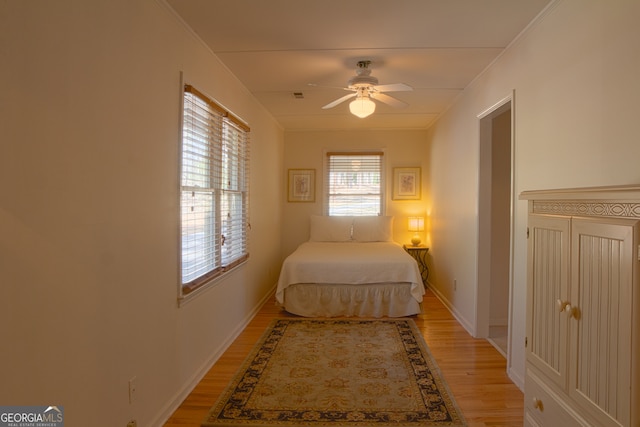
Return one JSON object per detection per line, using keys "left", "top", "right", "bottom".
{"left": 308, "top": 83, "right": 354, "bottom": 92}
{"left": 374, "top": 83, "right": 413, "bottom": 92}
{"left": 322, "top": 93, "right": 357, "bottom": 109}
{"left": 371, "top": 92, "right": 408, "bottom": 108}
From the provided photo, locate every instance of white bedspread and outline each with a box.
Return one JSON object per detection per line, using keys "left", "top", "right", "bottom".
{"left": 275, "top": 242, "right": 424, "bottom": 304}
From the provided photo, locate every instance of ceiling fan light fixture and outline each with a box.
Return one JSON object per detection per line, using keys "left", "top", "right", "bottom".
{"left": 317, "top": 60, "right": 412, "bottom": 114}
{"left": 349, "top": 96, "right": 376, "bottom": 118}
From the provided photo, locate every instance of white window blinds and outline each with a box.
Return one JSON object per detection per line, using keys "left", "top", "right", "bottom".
{"left": 180, "top": 84, "right": 249, "bottom": 295}
{"left": 326, "top": 152, "right": 383, "bottom": 216}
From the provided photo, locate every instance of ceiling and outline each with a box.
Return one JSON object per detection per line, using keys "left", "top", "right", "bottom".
{"left": 167, "top": 0, "right": 553, "bottom": 131}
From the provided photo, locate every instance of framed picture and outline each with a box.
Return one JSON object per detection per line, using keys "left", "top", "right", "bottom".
{"left": 393, "top": 167, "right": 421, "bottom": 200}
{"left": 288, "top": 169, "right": 316, "bottom": 202}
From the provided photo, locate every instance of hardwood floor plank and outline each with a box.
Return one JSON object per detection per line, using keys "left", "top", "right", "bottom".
{"left": 163, "top": 289, "right": 523, "bottom": 426}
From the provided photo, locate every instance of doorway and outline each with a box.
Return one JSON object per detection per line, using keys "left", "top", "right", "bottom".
{"left": 476, "top": 95, "right": 514, "bottom": 361}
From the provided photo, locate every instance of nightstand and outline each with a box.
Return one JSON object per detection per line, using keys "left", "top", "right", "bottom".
{"left": 403, "top": 245, "right": 429, "bottom": 286}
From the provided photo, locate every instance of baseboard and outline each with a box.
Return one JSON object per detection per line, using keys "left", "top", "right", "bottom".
{"left": 508, "top": 365, "right": 525, "bottom": 391}
{"left": 152, "top": 283, "right": 277, "bottom": 426}
{"left": 487, "top": 337, "right": 507, "bottom": 358}
{"left": 489, "top": 317, "right": 509, "bottom": 327}
{"left": 426, "top": 283, "right": 475, "bottom": 336}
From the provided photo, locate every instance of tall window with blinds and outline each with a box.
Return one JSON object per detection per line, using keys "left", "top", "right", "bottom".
{"left": 180, "top": 84, "right": 249, "bottom": 296}
{"left": 326, "top": 152, "right": 383, "bottom": 216}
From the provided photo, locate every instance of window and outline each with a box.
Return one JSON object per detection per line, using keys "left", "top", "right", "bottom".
{"left": 180, "top": 84, "right": 250, "bottom": 296}
{"left": 325, "top": 152, "right": 383, "bottom": 216}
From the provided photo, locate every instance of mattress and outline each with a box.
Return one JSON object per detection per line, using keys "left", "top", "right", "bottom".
{"left": 275, "top": 241, "right": 425, "bottom": 315}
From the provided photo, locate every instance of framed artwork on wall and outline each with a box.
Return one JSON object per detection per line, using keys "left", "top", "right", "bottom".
{"left": 393, "top": 167, "right": 421, "bottom": 200}
{"left": 288, "top": 169, "right": 316, "bottom": 202}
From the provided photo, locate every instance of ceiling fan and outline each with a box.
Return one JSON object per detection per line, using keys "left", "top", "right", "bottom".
{"left": 312, "top": 60, "right": 413, "bottom": 118}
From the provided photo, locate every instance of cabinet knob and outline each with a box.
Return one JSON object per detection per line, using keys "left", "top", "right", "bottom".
{"left": 556, "top": 299, "right": 569, "bottom": 312}
{"left": 566, "top": 304, "right": 579, "bottom": 319}
{"left": 532, "top": 397, "right": 544, "bottom": 411}
{"left": 556, "top": 300, "right": 579, "bottom": 318}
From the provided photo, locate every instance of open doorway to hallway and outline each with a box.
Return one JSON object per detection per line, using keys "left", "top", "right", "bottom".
{"left": 476, "top": 95, "right": 513, "bottom": 361}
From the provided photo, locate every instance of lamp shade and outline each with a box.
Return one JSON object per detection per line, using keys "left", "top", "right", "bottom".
{"left": 349, "top": 96, "right": 376, "bottom": 118}
{"left": 408, "top": 217, "right": 424, "bottom": 232}
{"left": 408, "top": 216, "right": 424, "bottom": 246}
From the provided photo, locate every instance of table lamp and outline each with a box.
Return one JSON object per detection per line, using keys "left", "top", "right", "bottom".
{"left": 408, "top": 217, "right": 424, "bottom": 246}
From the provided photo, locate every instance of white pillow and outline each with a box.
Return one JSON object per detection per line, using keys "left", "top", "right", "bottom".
{"left": 309, "top": 215, "right": 353, "bottom": 242}
{"left": 352, "top": 216, "right": 394, "bottom": 242}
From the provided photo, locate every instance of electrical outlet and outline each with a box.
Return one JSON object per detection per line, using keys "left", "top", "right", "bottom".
{"left": 129, "top": 377, "right": 137, "bottom": 403}
{"left": 127, "top": 420, "right": 137, "bottom": 427}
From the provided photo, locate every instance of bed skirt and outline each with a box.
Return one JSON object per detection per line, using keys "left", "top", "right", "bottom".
{"left": 279, "top": 283, "right": 422, "bottom": 318}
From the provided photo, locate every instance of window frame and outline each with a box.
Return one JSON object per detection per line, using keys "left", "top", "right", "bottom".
{"left": 179, "top": 83, "right": 250, "bottom": 301}
{"left": 323, "top": 150, "right": 385, "bottom": 216}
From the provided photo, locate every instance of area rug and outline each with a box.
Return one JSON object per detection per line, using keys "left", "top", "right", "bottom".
{"left": 202, "top": 318, "right": 466, "bottom": 426}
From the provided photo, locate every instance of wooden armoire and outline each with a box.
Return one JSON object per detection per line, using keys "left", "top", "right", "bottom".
{"left": 520, "top": 186, "right": 639, "bottom": 427}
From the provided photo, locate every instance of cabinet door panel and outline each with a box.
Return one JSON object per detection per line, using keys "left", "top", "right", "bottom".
{"left": 570, "top": 218, "right": 638, "bottom": 426}
{"left": 527, "top": 215, "right": 570, "bottom": 387}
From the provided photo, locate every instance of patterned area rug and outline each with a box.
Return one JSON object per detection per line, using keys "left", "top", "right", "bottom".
{"left": 203, "top": 319, "right": 466, "bottom": 426}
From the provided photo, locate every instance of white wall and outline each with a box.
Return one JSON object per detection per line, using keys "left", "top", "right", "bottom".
{"left": 282, "top": 129, "right": 430, "bottom": 256}
{"left": 427, "top": 0, "right": 640, "bottom": 388}
{"left": 0, "top": 1, "right": 284, "bottom": 426}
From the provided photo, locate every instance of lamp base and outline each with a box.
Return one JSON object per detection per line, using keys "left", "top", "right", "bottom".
{"left": 411, "top": 235, "right": 421, "bottom": 246}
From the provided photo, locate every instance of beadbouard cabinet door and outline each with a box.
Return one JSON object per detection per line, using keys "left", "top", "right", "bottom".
{"left": 526, "top": 214, "right": 571, "bottom": 389}
{"left": 569, "top": 217, "right": 639, "bottom": 427}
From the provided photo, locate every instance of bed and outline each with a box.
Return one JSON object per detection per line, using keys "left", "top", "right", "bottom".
{"left": 276, "top": 215, "right": 425, "bottom": 317}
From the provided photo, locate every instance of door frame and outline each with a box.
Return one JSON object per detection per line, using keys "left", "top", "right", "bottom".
{"left": 475, "top": 92, "right": 516, "bottom": 368}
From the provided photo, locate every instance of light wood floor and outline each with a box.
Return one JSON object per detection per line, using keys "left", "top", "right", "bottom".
{"left": 164, "top": 289, "right": 524, "bottom": 426}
